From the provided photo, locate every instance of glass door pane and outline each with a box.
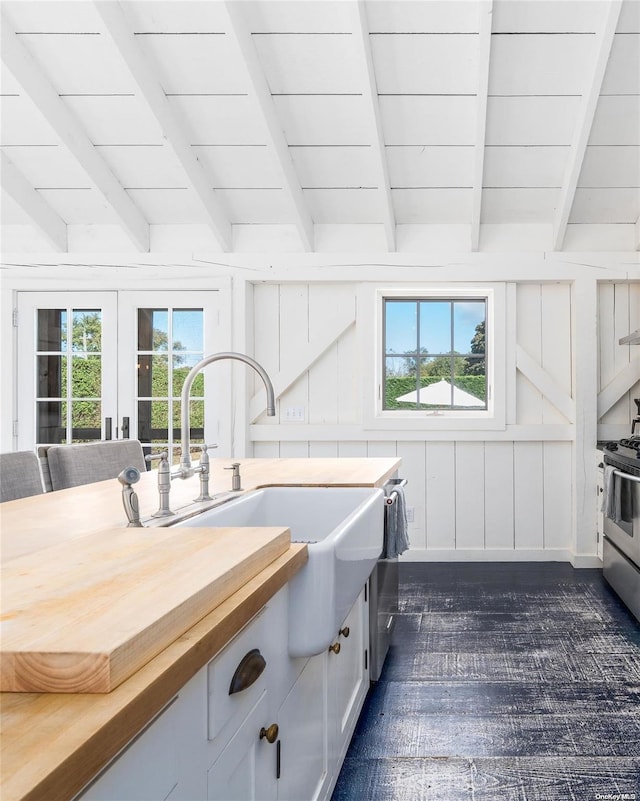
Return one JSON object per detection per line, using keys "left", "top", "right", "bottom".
{"left": 17, "top": 293, "right": 117, "bottom": 449}
{"left": 117, "top": 291, "right": 223, "bottom": 464}
{"left": 136, "top": 306, "right": 204, "bottom": 464}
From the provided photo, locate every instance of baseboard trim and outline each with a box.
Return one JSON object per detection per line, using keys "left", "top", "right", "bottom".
{"left": 401, "top": 548, "right": 601, "bottom": 567}
{"left": 569, "top": 553, "right": 603, "bottom": 568}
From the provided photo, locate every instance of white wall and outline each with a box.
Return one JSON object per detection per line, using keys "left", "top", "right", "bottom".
{"left": 249, "top": 280, "right": 578, "bottom": 562}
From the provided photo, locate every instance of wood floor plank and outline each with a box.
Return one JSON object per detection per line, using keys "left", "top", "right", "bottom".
{"left": 331, "top": 563, "right": 640, "bottom": 801}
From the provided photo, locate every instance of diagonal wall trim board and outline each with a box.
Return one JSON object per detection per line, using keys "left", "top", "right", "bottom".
{"left": 249, "top": 316, "right": 356, "bottom": 422}
{"left": 350, "top": 1, "right": 395, "bottom": 252}
{"left": 0, "top": 15, "right": 150, "bottom": 252}
{"left": 552, "top": 0, "right": 623, "bottom": 251}
{"left": 470, "top": 0, "right": 492, "bottom": 252}
{"left": 1, "top": 152, "right": 67, "bottom": 252}
{"left": 516, "top": 345, "right": 575, "bottom": 423}
{"left": 597, "top": 357, "right": 640, "bottom": 419}
{"left": 223, "top": 1, "right": 314, "bottom": 252}
{"left": 95, "top": 1, "right": 231, "bottom": 253}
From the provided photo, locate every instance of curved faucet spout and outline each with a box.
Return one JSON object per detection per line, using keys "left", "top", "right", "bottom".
{"left": 179, "top": 351, "right": 276, "bottom": 475}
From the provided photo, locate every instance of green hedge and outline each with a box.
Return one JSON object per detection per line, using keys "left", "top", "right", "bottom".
{"left": 62, "top": 358, "right": 205, "bottom": 432}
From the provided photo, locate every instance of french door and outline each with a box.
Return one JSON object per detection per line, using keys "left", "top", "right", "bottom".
{"left": 16, "top": 291, "right": 223, "bottom": 462}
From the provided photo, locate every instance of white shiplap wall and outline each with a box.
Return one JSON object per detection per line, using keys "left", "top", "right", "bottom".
{"left": 250, "top": 280, "right": 580, "bottom": 562}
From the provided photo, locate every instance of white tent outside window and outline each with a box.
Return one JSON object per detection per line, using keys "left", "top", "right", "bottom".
{"left": 395, "top": 379, "right": 482, "bottom": 407}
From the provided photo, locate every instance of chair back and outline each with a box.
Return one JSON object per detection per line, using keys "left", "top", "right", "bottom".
{"left": 0, "top": 451, "right": 45, "bottom": 502}
{"left": 47, "top": 440, "right": 147, "bottom": 491}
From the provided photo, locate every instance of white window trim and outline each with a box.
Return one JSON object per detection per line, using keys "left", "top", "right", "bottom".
{"left": 359, "top": 284, "right": 507, "bottom": 431}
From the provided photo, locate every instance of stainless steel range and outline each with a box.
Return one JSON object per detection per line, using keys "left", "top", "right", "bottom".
{"left": 602, "top": 436, "right": 640, "bottom": 622}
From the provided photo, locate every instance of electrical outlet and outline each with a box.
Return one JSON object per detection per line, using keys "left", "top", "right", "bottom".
{"left": 406, "top": 506, "right": 415, "bottom": 523}
{"left": 284, "top": 406, "right": 305, "bottom": 422}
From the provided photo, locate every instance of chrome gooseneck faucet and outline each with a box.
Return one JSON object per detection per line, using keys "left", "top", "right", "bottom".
{"left": 178, "top": 352, "right": 276, "bottom": 478}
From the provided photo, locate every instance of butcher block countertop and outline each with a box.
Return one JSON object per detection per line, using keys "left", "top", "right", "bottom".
{"left": 0, "top": 457, "right": 400, "bottom": 801}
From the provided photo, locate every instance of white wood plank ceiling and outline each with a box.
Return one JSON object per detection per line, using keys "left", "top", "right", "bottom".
{"left": 1, "top": 0, "right": 638, "bottom": 253}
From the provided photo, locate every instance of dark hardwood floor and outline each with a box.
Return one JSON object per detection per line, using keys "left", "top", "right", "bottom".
{"left": 332, "top": 563, "right": 640, "bottom": 801}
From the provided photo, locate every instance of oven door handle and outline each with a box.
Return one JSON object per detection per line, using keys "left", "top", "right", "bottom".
{"left": 612, "top": 470, "right": 640, "bottom": 484}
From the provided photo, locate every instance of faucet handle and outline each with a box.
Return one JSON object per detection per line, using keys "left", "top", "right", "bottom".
{"left": 194, "top": 443, "right": 218, "bottom": 455}
{"left": 145, "top": 450, "right": 169, "bottom": 464}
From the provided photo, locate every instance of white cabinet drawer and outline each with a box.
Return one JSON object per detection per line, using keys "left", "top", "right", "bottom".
{"left": 207, "top": 593, "right": 285, "bottom": 743}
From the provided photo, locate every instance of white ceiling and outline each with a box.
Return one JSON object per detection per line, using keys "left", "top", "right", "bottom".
{"left": 1, "top": 0, "right": 639, "bottom": 254}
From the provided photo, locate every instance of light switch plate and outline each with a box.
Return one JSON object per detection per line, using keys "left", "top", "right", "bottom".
{"left": 406, "top": 506, "right": 415, "bottom": 523}
{"left": 284, "top": 406, "right": 305, "bottom": 422}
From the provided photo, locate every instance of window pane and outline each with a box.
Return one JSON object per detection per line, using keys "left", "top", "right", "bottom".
{"left": 38, "top": 309, "right": 66, "bottom": 351}
{"left": 138, "top": 354, "right": 169, "bottom": 397}
{"left": 37, "top": 401, "right": 65, "bottom": 443}
{"left": 453, "top": 301, "right": 486, "bottom": 354}
{"left": 138, "top": 309, "right": 168, "bottom": 351}
{"left": 72, "top": 311, "right": 101, "bottom": 353}
{"left": 420, "top": 355, "right": 452, "bottom": 378}
{"left": 455, "top": 358, "right": 486, "bottom": 407}
{"left": 137, "top": 399, "right": 170, "bottom": 444}
{"left": 173, "top": 400, "right": 204, "bottom": 442}
{"left": 173, "top": 309, "right": 203, "bottom": 352}
{"left": 71, "top": 401, "right": 101, "bottom": 441}
{"left": 174, "top": 357, "right": 204, "bottom": 396}
{"left": 384, "top": 301, "right": 417, "bottom": 355}
{"left": 385, "top": 358, "right": 417, "bottom": 409}
{"left": 416, "top": 379, "right": 449, "bottom": 409}
{"left": 37, "top": 355, "right": 65, "bottom": 398}
{"left": 419, "top": 302, "right": 451, "bottom": 354}
{"left": 71, "top": 355, "right": 101, "bottom": 398}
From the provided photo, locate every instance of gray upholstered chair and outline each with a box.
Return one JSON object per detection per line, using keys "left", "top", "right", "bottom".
{"left": 47, "top": 440, "right": 147, "bottom": 491}
{"left": 0, "top": 450, "right": 45, "bottom": 502}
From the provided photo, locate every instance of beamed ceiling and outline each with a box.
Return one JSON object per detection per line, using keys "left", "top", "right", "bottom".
{"left": 1, "top": 0, "right": 639, "bottom": 255}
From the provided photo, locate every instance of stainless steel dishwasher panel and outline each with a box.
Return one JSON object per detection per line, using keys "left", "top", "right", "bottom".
{"left": 368, "top": 477, "right": 405, "bottom": 682}
{"left": 368, "top": 558, "right": 398, "bottom": 682}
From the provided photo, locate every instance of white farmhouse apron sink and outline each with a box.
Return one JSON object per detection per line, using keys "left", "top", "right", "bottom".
{"left": 176, "top": 486, "right": 384, "bottom": 657}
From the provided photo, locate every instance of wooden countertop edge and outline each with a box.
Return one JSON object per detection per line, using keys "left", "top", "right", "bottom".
{"left": 1, "top": 543, "right": 308, "bottom": 801}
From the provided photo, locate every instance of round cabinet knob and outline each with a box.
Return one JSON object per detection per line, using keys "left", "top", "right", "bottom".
{"left": 328, "top": 642, "right": 341, "bottom": 655}
{"left": 259, "top": 723, "right": 279, "bottom": 744}
{"left": 339, "top": 626, "right": 350, "bottom": 638}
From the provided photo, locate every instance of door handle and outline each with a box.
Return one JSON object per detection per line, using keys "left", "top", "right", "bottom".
{"left": 121, "top": 417, "right": 130, "bottom": 439}
{"left": 104, "top": 417, "right": 113, "bottom": 440}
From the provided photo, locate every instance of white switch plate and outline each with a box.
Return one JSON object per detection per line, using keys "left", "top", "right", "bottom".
{"left": 284, "top": 406, "right": 305, "bottom": 422}
{"left": 406, "top": 506, "right": 415, "bottom": 523}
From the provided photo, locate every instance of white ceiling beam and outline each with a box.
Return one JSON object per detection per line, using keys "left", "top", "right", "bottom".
{"left": 1, "top": 152, "right": 67, "bottom": 251}
{"left": 349, "top": 2, "right": 395, "bottom": 252}
{"left": 222, "top": 1, "right": 314, "bottom": 252}
{"left": 553, "top": 0, "right": 622, "bottom": 251}
{"left": 94, "top": 1, "right": 232, "bottom": 252}
{"left": 1, "top": 14, "right": 150, "bottom": 252}
{"left": 470, "top": 1, "right": 493, "bottom": 252}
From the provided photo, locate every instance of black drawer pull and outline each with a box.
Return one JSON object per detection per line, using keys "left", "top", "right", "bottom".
{"left": 229, "top": 649, "right": 266, "bottom": 695}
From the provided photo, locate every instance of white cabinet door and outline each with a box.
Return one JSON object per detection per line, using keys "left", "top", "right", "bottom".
{"left": 207, "top": 692, "right": 277, "bottom": 801}
{"left": 276, "top": 654, "right": 327, "bottom": 801}
{"left": 327, "top": 587, "right": 369, "bottom": 770}
{"left": 76, "top": 700, "right": 180, "bottom": 801}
